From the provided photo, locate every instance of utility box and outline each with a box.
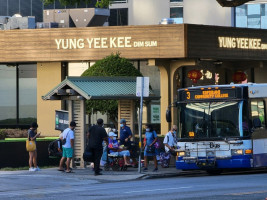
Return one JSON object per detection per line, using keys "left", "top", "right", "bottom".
{"left": 36, "top": 22, "right": 59, "bottom": 29}
{"left": 6, "top": 16, "right": 35, "bottom": 29}
{"left": 43, "top": 8, "right": 110, "bottom": 28}
{"left": 19, "top": 16, "right": 35, "bottom": 29}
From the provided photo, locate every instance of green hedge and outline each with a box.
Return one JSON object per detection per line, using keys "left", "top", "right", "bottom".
{"left": 0, "top": 137, "right": 58, "bottom": 143}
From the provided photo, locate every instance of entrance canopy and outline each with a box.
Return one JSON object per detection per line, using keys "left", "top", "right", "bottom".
{"left": 42, "top": 76, "right": 159, "bottom": 100}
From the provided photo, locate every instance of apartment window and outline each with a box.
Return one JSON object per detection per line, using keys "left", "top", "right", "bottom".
{"left": 235, "top": 3, "right": 267, "bottom": 29}
{"left": 170, "top": 7, "right": 183, "bottom": 24}
{"left": 109, "top": 8, "right": 128, "bottom": 26}
{"left": 111, "top": 0, "right": 128, "bottom": 3}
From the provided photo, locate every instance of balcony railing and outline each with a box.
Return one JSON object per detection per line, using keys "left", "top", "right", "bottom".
{"left": 111, "top": 0, "right": 128, "bottom": 3}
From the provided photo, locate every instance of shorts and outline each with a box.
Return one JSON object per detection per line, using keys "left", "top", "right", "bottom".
{"left": 62, "top": 147, "right": 73, "bottom": 158}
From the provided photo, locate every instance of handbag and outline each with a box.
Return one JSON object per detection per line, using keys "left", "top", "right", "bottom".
{"left": 146, "top": 145, "right": 155, "bottom": 153}
{"left": 154, "top": 140, "right": 160, "bottom": 149}
{"left": 83, "top": 150, "right": 94, "bottom": 162}
{"left": 26, "top": 139, "right": 36, "bottom": 152}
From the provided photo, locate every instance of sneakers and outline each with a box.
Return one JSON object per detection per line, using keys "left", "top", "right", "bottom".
{"left": 35, "top": 166, "right": 41, "bottom": 171}
{"left": 143, "top": 167, "right": 148, "bottom": 172}
{"left": 29, "top": 167, "right": 37, "bottom": 172}
{"left": 153, "top": 167, "right": 158, "bottom": 172}
{"left": 29, "top": 167, "right": 40, "bottom": 172}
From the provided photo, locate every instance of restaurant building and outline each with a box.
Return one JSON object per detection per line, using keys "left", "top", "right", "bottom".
{"left": 1, "top": 23, "right": 267, "bottom": 136}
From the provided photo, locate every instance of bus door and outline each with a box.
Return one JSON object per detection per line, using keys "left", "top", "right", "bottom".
{"left": 251, "top": 100, "right": 267, "bottom": 167}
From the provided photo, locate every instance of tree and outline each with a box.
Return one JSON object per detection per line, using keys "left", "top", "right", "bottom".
{"left": 42, "top": 0, "right": 111, "bottom": 8}
{"left": 81, "top": 53, "right": 143, "bottom": 128}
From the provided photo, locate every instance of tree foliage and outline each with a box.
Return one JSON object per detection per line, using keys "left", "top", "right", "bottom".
{"left": 81, "top": 53, "right": 143, "bottom": 127}
{"left": 42, "top": 0, "right": 111, "bottom": 8}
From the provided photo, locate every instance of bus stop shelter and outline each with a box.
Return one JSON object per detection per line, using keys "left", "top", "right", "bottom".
{"left": 42, "top": 76, "right": 158, "bottom": 168}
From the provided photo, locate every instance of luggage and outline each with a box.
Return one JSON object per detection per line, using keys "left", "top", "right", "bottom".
{"left": 160, "top": 152, "right": 171, "bottom": 168}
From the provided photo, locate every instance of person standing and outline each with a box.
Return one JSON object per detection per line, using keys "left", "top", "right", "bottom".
{"left": 163, "top": 125, "right": 178, "bottom": 154}
{"left": 58, "top": 121, "right": 76, "bottom": 173}
{"left": 28, "top": 122, "right": 41, "bottom": 172}
{"left": 143, "top": 124, "right": 158, "bottom": 172}
{"left": 119, "top": 119, "right": 132, "bottom": 147}
{"left": 86, "top": 118, "right": 108, "bottom": 176}
{"left": 119, "top": 118, "right": 138, "bottom": 167}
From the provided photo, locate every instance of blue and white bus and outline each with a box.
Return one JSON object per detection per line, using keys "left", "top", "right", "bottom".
{"left": 168, "top": 83, "right": 267, "bottom": 174}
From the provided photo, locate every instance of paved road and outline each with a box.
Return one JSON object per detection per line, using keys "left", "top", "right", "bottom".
{"left": 1, "top": 170, "right": 267, "bottom": 200}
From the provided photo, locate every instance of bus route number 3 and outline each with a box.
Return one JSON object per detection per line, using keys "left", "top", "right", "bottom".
{"left": 186, "top": 91, "right": 190, "bottom": 99}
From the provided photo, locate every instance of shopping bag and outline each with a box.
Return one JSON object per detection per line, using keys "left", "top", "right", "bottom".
{"left": 26, "top": 140, "right": 36, "bottom": 152}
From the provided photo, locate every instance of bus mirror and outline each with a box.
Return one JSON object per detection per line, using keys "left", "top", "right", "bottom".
{"left": 166, "top": 108, "right": 172, "bottom": 122}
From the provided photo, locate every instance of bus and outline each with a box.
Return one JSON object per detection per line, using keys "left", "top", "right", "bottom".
{"left": 167, "top": 83, "right": 267, "bottom": 174}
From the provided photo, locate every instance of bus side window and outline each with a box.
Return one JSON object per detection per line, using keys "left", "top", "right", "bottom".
{"left": 251, "top": 100, "right": 265, "bottom": 129}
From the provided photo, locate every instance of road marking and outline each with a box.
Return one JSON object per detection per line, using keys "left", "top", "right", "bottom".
{"left": 226, "top": 190, "right": 267, "bottom": 196}
{"left": 124, "top": 187, "right": 192, "bottom": 194}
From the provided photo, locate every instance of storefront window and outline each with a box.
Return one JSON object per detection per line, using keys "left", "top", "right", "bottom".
{"left": 0, "top": 65, "right": 16, "bottom": 125}
{"left": 0, "top": 64, "right": 37, "bottom": 127}
{"left": 19, "top": 64, "right": 37, "bottom": 125}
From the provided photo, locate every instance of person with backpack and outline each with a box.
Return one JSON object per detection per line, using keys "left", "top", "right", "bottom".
{"left": 58, "top": 121, "right": 76, "bottom": 173}
{"left": 143, "top": 124, "right": 158, "bottom": 172}
{"left": 86, "top": 118, "right": 108, "bottom": 176}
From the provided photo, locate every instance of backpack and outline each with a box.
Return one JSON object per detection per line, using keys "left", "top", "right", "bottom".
{"left": 48, "top": 139, "right": 62, "bottom": 156}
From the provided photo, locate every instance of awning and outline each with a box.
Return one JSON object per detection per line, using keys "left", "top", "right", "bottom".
{"left": 42, "top": 76, "right": 159, "bottom": 100}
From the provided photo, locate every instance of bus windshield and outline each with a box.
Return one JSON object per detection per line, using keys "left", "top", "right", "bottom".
{"left": 180, "top": 101, "right": 241, "bottom": 139}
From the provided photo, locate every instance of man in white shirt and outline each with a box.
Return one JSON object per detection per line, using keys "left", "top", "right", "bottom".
{"left": 163, "top": 125, "right": 178, "bottom": 153}
{"left": 58, "top": 121, "right": 76, "bottom": 173}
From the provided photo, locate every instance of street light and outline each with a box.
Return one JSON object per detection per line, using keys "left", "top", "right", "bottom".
{"left": 216, "top": 0, "right": 254, "bottom": 7}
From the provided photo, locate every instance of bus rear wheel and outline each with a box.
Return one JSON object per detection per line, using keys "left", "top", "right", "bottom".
{"left": 206, "top": 169, "right": 223, "bottom": 175}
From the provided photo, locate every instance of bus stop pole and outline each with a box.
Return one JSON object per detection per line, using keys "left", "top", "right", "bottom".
{"left": 138, "top": 77, "right": 144, "bottom": 173}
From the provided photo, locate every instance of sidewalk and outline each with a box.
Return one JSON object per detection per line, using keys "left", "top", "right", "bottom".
{"left": 0, "top": 164, "right": 183, "bottom": 182}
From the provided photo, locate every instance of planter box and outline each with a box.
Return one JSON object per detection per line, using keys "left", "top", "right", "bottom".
{"left": 0, "top": 139, "right": 60, "bottom": 168}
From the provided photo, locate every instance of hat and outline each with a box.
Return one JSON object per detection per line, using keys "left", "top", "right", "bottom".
{"left": 97, "top": 118, "right": 104, "bottom": 125}
{"left": 108, "top": 132, "right": 117, "bottom": 137}
{"left": 70, "top": 121, "right": 76, "bottom": 127}
{"left": 120, "top": 119, "right": 126, "bottom": 123}
{"left": 31, "top": 122, "right": 38, "bottom": 128}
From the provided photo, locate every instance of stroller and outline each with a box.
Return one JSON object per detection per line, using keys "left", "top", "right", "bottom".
{"left": 103, "top": 147, "right": 128, "bottom": 171}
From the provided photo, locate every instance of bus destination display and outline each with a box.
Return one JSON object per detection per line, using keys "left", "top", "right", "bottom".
{"left": 180, "top": 88, "right": 238, "bottom": 101}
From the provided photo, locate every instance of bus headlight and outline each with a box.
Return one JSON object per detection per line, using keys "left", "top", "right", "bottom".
{"left": 178, "top": 151, "right": 190, "bottom": 157}
{"left": 231, "top": 149, "right": 243, "bottom": 155}
{"left": 178, "top": 151, "right": 185, "bottom": 156}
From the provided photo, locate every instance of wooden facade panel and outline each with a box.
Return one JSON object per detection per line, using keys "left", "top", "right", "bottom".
{"left": 0, "top": 24, "right": 185, "bottom": 62}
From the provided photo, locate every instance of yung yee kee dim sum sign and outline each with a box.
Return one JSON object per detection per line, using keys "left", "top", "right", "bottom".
{"left": 55, "top": 37, "right": 158, "bottom": 50}
{"left": 218, "top": 36, "right": 267, "bottom": 50}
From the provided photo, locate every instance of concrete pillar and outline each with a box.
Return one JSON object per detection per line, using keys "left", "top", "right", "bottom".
{"left": 170, "top": 60, "right": 196, "bottom": 127}
{"left": 70, "top": 100, "right": 86, "bottom": 168}
{"left": 37, "top": 62, "right": 62, "bottom": 136}
{"left": 148, "top": 59, "right": 171, "bottom": 135}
